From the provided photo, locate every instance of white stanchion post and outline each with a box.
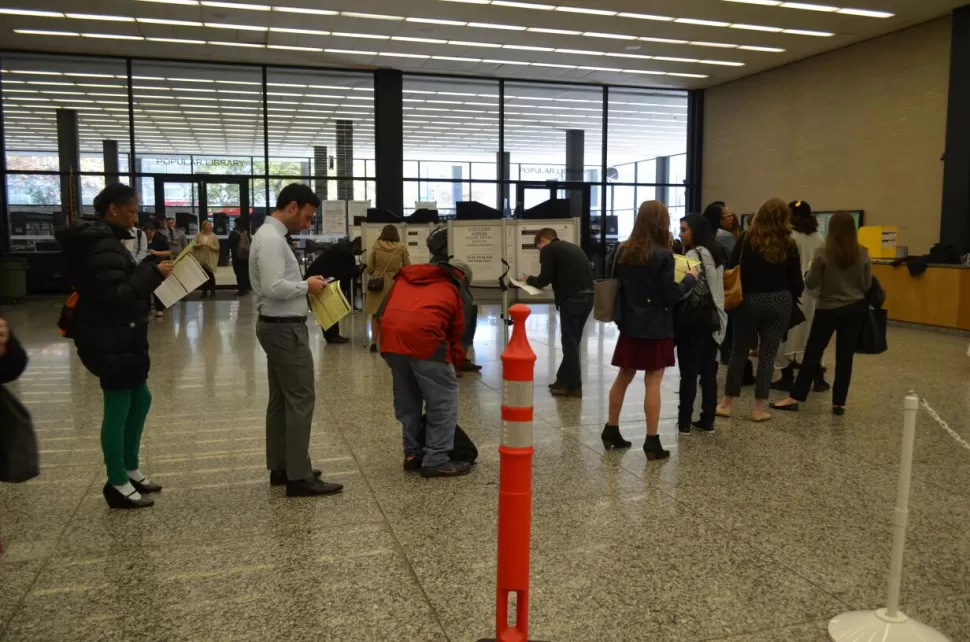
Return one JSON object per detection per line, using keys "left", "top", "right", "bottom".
{"left": 502, "top": 286, "right": 510, "bottom": 348}
{"left": 827, "top": 393, "right": 951, "bottom": 642}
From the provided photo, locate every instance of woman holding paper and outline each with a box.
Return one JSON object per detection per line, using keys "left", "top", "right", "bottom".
{"left": 56, "top": 183, "right": 173, "bottom": 509}
{"left": 676, "top": 215, "right": 727, "bottom": 434}
{"left": 193, "top": 220, "right": 221, "bottom": 298}
{"left": 602, "top": 201, "right": 698, "bottom": 460}
{"left": 364, "top": 225, "right": 410, "bottom": 353}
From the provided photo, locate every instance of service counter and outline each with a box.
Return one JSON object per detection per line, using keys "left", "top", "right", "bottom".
{"left": 872, "top": 261, "right": 970, "bottom": 331}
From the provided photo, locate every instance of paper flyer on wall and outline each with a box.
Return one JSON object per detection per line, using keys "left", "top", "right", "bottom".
{"left": 674, "top": 255, "right": 700, "bottom": 283}
{"left": 154, "top": 254, "right": 209, "bottom": 308}
{"left": 309, "top": 281, "right": 351, "bottom": 330}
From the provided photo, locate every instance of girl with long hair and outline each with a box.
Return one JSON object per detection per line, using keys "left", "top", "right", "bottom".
{"left": 602, "top": 201, "right": 698, "bottom": 460}
{"left": 365, "top": 225, "right": 410, "bottom": 352}
{"left": 771, "top": 211, "right": 872, "bottom": 415}
{"left": 676, "top": 215, "right": 727, "bottom": 434}
{"left": 772, "top": 200, "right": 828, "bottom": 391}
{"left": 716, "top": 198, "right": 804, "bottom": 422}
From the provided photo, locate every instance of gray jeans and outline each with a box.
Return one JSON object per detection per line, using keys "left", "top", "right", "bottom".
{"left": 256, "top": 321, "right": 315, "bottom": 481}
{"left": 384, "top": 354, "right": 458, "bottom": 468}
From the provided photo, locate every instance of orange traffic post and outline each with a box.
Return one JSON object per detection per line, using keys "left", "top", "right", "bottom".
{"left": 478, "top": 304, "right": 546, "bottom": 642}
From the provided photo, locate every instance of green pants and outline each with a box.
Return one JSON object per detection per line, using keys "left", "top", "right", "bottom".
{"left": 101, "top": 383, "right": 152, "bottom": 486}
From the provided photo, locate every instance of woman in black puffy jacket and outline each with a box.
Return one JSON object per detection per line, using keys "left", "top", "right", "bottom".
{"left": 57, "top": 183, "right": 174, "bottom": 509}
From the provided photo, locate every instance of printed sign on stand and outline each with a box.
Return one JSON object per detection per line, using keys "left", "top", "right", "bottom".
{"left": 406, "top": 224, "right": 432, "bottom": 265}
{"left": 452, "top": 223, "right": 504, "bottom": 284}
{"left": 322, "top": 200, "right": 347, "bottom": 237}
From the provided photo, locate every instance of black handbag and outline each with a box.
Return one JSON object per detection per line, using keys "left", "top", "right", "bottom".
{"left": 856, "top": 306, "right": 888, "bottom": 355}
{"left": 367, "top": 252, "right": 395, "bottom": 292}
{"left": 0, "top": 386, "right": 39, "bottom": 483}
{"left": 675, "top": 253, "right": 720, "bottom": 336}
{"left": 418, "top": 415, "right": 478, "bottom": 464}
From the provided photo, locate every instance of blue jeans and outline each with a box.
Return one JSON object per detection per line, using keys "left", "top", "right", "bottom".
{"left": 384, "top": 354, "right": 459, "bottom": 468}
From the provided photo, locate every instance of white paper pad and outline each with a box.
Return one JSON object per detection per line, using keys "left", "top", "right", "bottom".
{"left": 154, "top": 254, "right": 209, "bottom": 308}
{"left": 510, "top": 277, "right": 545, "bottom": 296}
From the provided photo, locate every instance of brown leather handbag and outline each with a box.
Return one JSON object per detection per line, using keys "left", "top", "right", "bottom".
{"left": 723, "top": 242, "right": 743, "bottom": 311}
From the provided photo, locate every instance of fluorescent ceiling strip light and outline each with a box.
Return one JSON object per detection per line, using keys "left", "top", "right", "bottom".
{"left": 468, "top": 22, "right": 527, "bottom": 29}
{"left": 406, "top": 17, "right": 466, "bottom": 25}
{"left": 578, "top": 66, "right": 621, "bottom": 72}
{"left": 393, "top": 36, "right": 448, "bottom": 43}
{"left": 783, "top": 28, "right": 834, "bottom": 36}
{"left": 332, "top": 32, "right": 389, "bottom": 39}
{"left": 324, "top": 49, "right": 377, "bottom": 55}
{"left": 555, "top": 48, "right": 603, "bottom": 55}
{"left": 780, "top": 1, "right": 837, "bottom": 10}
{"left": 527, "top": 27, "right": 581, "bottom": 35}
{"left": 616, "top": 12, "right": 673, "bottom": 21}
{"left": 492, "top": 1, "right": 555, "bottom": 8}
{"left": 555, "top": 6, "right": 617, "bottom": 15}
{"left": 430, "top": 56, "right": 482, "bottom": 62}
{"left": 692, "top": 41, "right": 738, "bottom": 47}
{"left": 341, "top": 12, "right": 403, "bottom": 20}
{"left": 82, "top": 33, "right": 144, "bottom": 40}
{"left": 838, "top": 7, "right": 893, "bottom": 17}
{"left": 14, "top": 29, "right": 79, "bottom": 36}
{"left": 503, "top": 44, "right": 554, "bottom": 51}
{"left": 699, "top": 60, "right": 745, "bottom": 66}
{"left": 669, "top": 72, "right": 708, "bottom": 78}
{"left": 268, "top": 44, "right": 323, "bottom": 51}
{"left": 209, "top": 40, "right": 265, "bottom": 47}
{"left": 655, "top": 56, "right": 699, "bottom": 63}
{"left": 439, "top": 0, "right": 489, "bottom": 4}
{"left": 205, "top": 23, "right": 268, "bottom": 30}
{"left": 138, "top": 18, "right": 205, "bottom": 26}
{"left": 449, "top": 40, "right": 502, "bottom": 47}
{"left": 378, "top": 52, "right": 431, "bottom": 58}
{"left": 0, "top": 8, "right": 64, "bottom": 16}
{"left": 483, "top": 59, "right": 530, "bottom": 65}
{"left": 604, "top": 52, "right": 653, "bottom": 59}
{"left": 136, "top": 0, "right": 199, "bottom": 4}
{"left": 271, "top": 27, "right": 330, "bottom": 35}
{"left": 583, "top": 32, "right": 637, "bottom": 40}
{"left": 200, "top": 1, "right": 270, "bottom": 10}
{"left": 730, "top": 23, "right": 784, "bottom": 32}
{"left": 739, "top": 45, "right": 786, "bottom": 51}
{"left": 65, "top": 13, "right": 134, "bottom": 21}
{"left": 148, "top": 37, "right": 205, "bottom": 44}
{"left": 273, "top": 6, "right": 338, "bottom": 15}
{"left": 676, "top": 17, "right": 730, "bottom": 26}
{"left": 722, "top": 0, "right": 781, "bottom": 4}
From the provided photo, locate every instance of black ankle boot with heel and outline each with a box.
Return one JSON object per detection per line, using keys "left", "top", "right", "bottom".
{"left": 643, "top": 435, "right": 670, "bottom": 461}
{"left": 601, "top": 424, "right": 632, "bottom": 450}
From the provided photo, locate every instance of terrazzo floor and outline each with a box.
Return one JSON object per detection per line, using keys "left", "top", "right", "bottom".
{"left": 1, "top": 294, "right": 968, "bottom": 641}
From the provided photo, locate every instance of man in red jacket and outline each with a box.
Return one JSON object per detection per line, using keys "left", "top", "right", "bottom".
{"left": 377, "top": 263, "right": 472, "bottom": 478}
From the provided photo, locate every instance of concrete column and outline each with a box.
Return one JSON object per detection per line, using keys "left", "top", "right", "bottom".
{"left": 565, "top": 129, "right": 585, "bottom": 220}
{"left": 496, "top": 151, "right": 510, "bottom": 211}
{"left": 940, "top": 5, "right": 970, "bottom": 252}
{"left": 56, "top": 109, "right": 82, "bottom": 220}
{"left": 336, "top": 120, "right": 353, "bottom": 201}
{"left": 656, "top": 156, "right": 670, "bottom": 209}
{"left": 103, "top": 140, "right": 120, "bottom": 185}
{"left": 374, "top": 69, "right": 403, "bottom": 215}
{"left": 451, "top": 165, "right": 463, "bottom": 209}
{"left": 313, "top": 146, "right": 328, "bottom": 201}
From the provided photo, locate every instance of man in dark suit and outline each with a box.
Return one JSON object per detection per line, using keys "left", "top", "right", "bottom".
{"left": 305, "top": 237, "right": 362, "bottom": 344}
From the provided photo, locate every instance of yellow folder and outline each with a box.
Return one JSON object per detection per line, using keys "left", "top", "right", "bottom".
{"left": 674, "top": 254, "right": 700, "bottom": 283}
{"left": 309, "top": 281, "right": 351, "bottom": 330}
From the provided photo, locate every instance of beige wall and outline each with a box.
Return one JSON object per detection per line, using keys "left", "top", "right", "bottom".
{"left": 703, "top": 17, "right": 951, "bottom": 255}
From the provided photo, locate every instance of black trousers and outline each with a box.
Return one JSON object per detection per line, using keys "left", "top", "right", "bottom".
{"left": 677, "top": 334, "right": 719, "bottom": 429}
{"left": 232, "top": 258, "right": 250, "bottom": 293}
{"left": 323, "top": 322, "right": 342, "bottom": 342}
{"left": 790, "top": 300, "right": 867, "bottom": 407}
{"left": 557, "top": 294, "right": 593, "bottom": 390}
{"left": 200, "top": 267, "right": 216, "bottom": 296}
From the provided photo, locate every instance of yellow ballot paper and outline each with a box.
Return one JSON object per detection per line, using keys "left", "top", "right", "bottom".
{"left": 674, "top": 254, "right": 700, "bottom": 283}
{"left": 309, "top": 281, "right": 351, "bottom": 330}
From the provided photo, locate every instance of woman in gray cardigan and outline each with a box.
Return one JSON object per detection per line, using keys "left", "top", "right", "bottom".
{"left": 771, "top": 211, "right": 872, "bottom": 415}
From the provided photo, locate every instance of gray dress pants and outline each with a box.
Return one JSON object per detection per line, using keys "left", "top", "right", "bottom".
{"left": 256, "top": 320, "right": 314, "bottom": 481}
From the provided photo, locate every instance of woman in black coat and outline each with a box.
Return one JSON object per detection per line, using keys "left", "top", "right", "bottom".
{"left": 57, "top": 183, "right": 174, "bottom": 509}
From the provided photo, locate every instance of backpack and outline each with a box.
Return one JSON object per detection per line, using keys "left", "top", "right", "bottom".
{"left": 57, "top": 291, "right": 79, "bottom": 338}
{"left": 417, "top": 415, "right": 478, "bottom": 463}
{"left": 237, "top": 231, "right": 251, "bottom": 259}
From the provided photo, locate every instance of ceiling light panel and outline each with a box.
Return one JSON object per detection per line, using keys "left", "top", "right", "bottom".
{"left": 200, "top": 1, "right": 270, "bottom": 9}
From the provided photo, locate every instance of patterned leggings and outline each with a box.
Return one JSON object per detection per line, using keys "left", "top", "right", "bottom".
{"left": 724, "top": 291, "right": 792, "bottom": 400}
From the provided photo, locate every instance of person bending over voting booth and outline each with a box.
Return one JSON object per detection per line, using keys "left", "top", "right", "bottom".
{"left": 377, "top": 260, "right": 473, "bottom": 479}
{"left": 426, "top": 225, "right": 482, "bottom": 374}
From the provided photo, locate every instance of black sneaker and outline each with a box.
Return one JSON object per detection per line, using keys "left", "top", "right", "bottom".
{"left": 678, "top": 424, "right": 691, "bottom": 435}
{"left": 403, "top": 456, "right": 422, "bottom": 472}
{"left": 270, "top": 468, "right": 321, "bottom": 486}
{"left": 420, "top": 461, "right": 473, "bottom": 478}
{"left": 550, "top": 386, "right": 582, "bottom": 398}
{"left": 691, "top": 421, "right": 715, "bottom": 433}
{"left": 285, "top": 477, "right": 343, "bottom": 497}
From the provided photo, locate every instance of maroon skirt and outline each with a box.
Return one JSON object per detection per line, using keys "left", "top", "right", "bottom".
{"left": 612, "top": 334, "right": 675, "bottom": 371}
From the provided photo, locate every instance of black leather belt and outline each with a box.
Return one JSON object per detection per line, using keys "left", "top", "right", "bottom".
{"left": 258, "top": 315, "right": 307, "bottom": 324}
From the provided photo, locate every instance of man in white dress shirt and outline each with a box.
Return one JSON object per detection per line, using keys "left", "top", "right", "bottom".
{"left": 250, "top": 183, "right": 342, "bottom": 498}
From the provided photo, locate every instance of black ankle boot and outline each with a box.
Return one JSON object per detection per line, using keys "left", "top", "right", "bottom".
{"left": 813, "top": 367, "right": 831, "bottom": 393}
{"left": 770, "top": 363, "right": 796, "bottom": 391}
{"left": 643, "top": 435, "right": 670, "bottom": 461}
{"left": 102, "top": 483, "right": 154, "bottom": 509}
{"left": 601, "top": 424, "right": 632, "bottom": 450}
